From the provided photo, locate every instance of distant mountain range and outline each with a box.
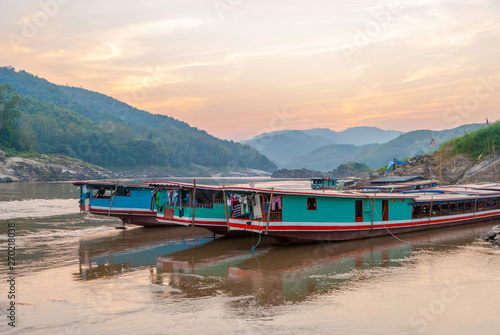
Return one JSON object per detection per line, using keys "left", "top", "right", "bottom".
{"left": 242, "top": 127, "right": 402, "bottom": 166}
{"left": 0, "top": 67, "right": 276, "bottom": 173}
{"left": 243, "top": 124, "right": 486, "bottom": 171}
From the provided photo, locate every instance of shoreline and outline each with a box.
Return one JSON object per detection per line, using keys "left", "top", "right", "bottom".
{"left": 0, "top": 153, "right": 271, "bottom": 183}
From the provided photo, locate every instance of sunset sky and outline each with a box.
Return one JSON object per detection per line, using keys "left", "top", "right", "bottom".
{"left": 1, "top": 0, "right": 500, "bottom": 140}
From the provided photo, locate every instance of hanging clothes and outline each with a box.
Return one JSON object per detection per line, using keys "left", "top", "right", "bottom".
{"left": 150, "top": 190, "right": 157, "bottom": 210}
{"left": 156, "top": 191, "right": 165, "bottom": 211}
{"left": 233, "top": 200, "right": 242, "bottom": 218}
{"left": 241, "top": 196, "right": 251, "bottom": 214}
{"left": 252, "top": 194, "right": 263, "bottom": 219}
{"left": 163, "top": 191, "right": 169, "bottom": 205}
{"left": 271, "top": 196, "right": 282, "bottom": 211}
{"left": 172, "top": 190, "right": 180, "bottom": 212}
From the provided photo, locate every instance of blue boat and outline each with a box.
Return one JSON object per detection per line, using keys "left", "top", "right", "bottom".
{"left": 73, "top": 182, "right": 173, "bottom": 227}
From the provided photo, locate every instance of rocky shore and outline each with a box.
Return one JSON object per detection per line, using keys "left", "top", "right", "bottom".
{"left": 0, "top": 154, "right": 118, "bottom": 182}
{"left": 481, "top": 225, "right": 500, "bottom": 247}
{"left": 0, "top": 152, "right": 271, "bottom": 183}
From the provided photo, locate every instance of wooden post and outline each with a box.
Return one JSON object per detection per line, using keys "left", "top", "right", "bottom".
{"left": 493, "top": 141, "right": 497, "bottom": 183}
{"left": 191, "top": 179, "right": 196, "bottom": 231}
{"left": 108, "top": 181, "right": 119, "bottom": 216}
{"left": 428, "top": 196, "right": 433, "bottom": 225}
{"left": 439, "top": 149, "right": 442, "bottom": 186}
{"left": 370, "top": 194, "right": 376, "bottom": 229}
{"left": 265, "top": 188, "right": 273, "bottom": 235}
{"left": 472, "top": 192, "right": 478, "bottom": 220}
{"left": 223, "top": 187, "right": 229, "bottom": 231}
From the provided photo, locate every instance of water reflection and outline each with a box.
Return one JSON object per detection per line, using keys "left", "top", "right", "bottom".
{"left": 75, "top": 222, "right": 496, "bottom": 307}
{"left": 77, "top": 226, "right": 214, "bottom": 280}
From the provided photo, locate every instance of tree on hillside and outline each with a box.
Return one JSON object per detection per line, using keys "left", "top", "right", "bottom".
{"left": 0, "top": 83, "right": 23, "bottom": 130}
{"left": 0, "top": 83, "right": 30, "bottom": 152}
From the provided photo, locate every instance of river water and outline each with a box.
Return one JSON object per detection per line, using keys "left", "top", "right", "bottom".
{"left": 0, "top": 179, "right": 499, "bottom": 335}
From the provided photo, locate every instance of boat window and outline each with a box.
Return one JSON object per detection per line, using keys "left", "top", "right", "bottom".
{"left": 92, "top": 187, "right": 111, "bottom": 198}
{"left": 307, "top": 198, "right": 317, "bottom": 211}
{"left": 114, "top": 187, "right": 131, "bottom": 197}
{"left": 355, "top": 200, "right": 363, "bottom": 222}
{"left": 382, "top": 200, "right": 389, "bottom": 221}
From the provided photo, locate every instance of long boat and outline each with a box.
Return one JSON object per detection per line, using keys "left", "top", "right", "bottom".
{"left": 73, "top": 182, "right": 173, "bottom": 227}
{"left": 145, "top": 180, "right": 500, "bottom": 242}
{"left": 226, "top": 183, "right": 500, "bottom": 242}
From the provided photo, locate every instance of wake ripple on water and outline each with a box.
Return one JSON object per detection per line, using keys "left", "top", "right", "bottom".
{"left": 0, "top": 198, "right": 79, "bottom": 220}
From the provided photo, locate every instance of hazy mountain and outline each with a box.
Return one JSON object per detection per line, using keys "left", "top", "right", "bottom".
{"left": 243, "top": 127, "right": 401, "bottom": 166}
{"left": 285, "top": 143, "right": 378, "bottom": 171}
{"left": 288, "top": 124, "right": 486, "bottom": 171}
{"left": 241, "top": 130, "right": 336, "bottom": 166}
{"left": 356, "top": 124, "right": 486, "bottom": 168}
{"left": 334, "top": 127, "right": 402, "bottom": 146}
{"left": 0, "top": 67, "right": 276, "bottom": 172}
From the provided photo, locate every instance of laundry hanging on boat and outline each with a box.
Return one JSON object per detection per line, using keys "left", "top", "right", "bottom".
{"left": 233, "top": 202, "right": 242, "bottom": 217}
{"left": 241, "top": 196, "right": 251, "bottom": 214}
{"left": 252, "top": 194, "right": 263, "bottom": 219}
{"left": 172, "top": 190, "right": 180, "bottom": 212}
{"left": 150, "top": 190, "right": 157, "bottom": 210}
{"left": 271, "top": 196, "right": 282, "bottom": 210}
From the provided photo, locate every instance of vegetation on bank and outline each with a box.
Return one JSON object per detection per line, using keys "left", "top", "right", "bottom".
{"left": 441, "top": 122, "right": 500, "bottom": 159}
{"left": 0, "top": 67, "right": 276, "bottom": 172}
{"left": 331, "top": 161, "right": 372, "bottom": 176}
{"left": 272, "top": 161, "right": 373, "bottom": 178}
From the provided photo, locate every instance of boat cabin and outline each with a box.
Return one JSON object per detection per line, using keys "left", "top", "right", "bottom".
{"left": 311, "top": 178, "right": 356, "bottom": 190}
{"left": 73, "top": 182, "right": 159, "bottom": 226}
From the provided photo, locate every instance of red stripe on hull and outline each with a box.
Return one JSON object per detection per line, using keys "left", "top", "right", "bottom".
{"left": 157, "top": 217, "right": 251, "bottom": 236}
{"left": 229, "top": 211, "right": 500, "bottom": 243}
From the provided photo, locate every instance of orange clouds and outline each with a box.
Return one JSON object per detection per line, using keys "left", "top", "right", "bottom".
{"left": 2, "top": 0, "right": 500, "bottom": 140}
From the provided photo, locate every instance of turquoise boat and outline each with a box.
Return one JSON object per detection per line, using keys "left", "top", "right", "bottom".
{"left": 74, "top": 182, "right": 171, "bottom": 227}
{"left": 146, "top": 181, "right": 500, "bottom": 243}
{"left": 227, "top": 183, "right": 500, "bottom": 242}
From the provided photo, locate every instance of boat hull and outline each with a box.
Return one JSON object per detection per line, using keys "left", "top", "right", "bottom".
{"left": 229, "top": 209, "right": 500, "bottom": 243}
{"left": 157, "top": 216, "right": 250, "bottom": 236}
{"left": 87, "top": 207, "right": 173, "bottom": 227}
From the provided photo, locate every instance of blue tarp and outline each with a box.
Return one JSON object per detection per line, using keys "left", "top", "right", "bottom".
{"left": 386, "top": 160, "right": 408, "bottom": 174}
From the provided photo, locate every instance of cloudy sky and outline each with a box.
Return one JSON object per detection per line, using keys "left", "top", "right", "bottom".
{"left": 1, "top": 0, "right": 500, "bottom": 140}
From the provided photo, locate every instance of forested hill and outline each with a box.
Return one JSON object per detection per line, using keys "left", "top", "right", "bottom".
{"left": 0, "top": 67, "right": 276, "bottom": 172}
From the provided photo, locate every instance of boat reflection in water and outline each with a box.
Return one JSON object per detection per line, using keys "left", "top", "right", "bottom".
{"left": 77, "top": 222, "right": 494, "bottom": 306}
{"left": 77, "top": 226, "right": 214, "bottom": 281}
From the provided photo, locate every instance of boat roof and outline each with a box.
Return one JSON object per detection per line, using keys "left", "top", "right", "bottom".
{"left": 360, "top": 180, "right": 439, "bottom": 191}
{"left": 405, "top": 183, "right": 500, "bottom": 203}
{"left": 311, "top": 177, "right": 339, "bottom": 181}
{"left": 145, "top": 180, "right": 224, "bottom": 191}
{"left": 72, "top": 181, "right": 153, "bottom": 189}
{"left": 145, "top": 180, "right": 500, "bottom": 201}
{"left": 371, "top": 175, "right": 428, "bottom": 184}
{"left": 145, "top": 180, "right": 415, "bottom": 199}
